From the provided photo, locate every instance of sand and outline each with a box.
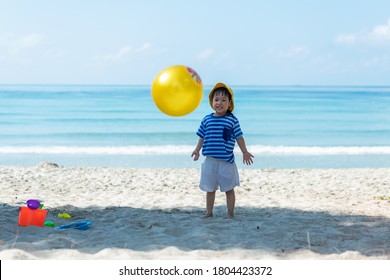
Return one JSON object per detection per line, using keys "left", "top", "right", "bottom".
{"left": 0, "top": 165, "right": 390, "bottom": 260}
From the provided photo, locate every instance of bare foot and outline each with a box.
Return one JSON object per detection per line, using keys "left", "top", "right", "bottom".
{"left": 203, "top": 213, "right": 213, "bottom": 219}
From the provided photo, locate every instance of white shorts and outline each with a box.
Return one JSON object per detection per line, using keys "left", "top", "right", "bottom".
{"left": 199, "top": 156, "right": 240, "bottom": 192}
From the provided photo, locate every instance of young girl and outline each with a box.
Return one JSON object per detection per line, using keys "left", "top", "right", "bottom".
{"left": 192, "top": 82, "right": 254, "bottom": 218}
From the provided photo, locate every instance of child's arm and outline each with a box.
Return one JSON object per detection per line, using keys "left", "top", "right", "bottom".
{"left": 236, "top": 137, "right": 254, "bottom": 165}
{"left": 191, "top": 138, "right": 204, "bottom": 161}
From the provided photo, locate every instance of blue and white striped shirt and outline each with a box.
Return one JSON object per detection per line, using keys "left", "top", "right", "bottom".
{"left": 196, "top": 113, "right": 243, "bottom": 163}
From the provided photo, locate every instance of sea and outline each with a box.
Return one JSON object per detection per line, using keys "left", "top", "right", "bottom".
{"left": 0, "top": 84, "right": 389, "bottom": 169}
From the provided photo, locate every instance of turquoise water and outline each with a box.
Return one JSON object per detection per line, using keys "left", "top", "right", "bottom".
{"left": 1, "top": 85, "right": 389, "bottom": 168}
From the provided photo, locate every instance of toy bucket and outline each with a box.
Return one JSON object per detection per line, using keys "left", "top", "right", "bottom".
{"left": 18, "top": 206, "right": 48, "bottom": 227}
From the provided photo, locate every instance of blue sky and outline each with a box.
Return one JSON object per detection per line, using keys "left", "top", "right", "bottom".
{"left": 1, "top": 0, "right": 390, "bottom": 86}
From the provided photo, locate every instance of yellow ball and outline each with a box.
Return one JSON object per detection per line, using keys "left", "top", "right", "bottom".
{"left": 151, "top": 65, "right": 203, "bottom": 116}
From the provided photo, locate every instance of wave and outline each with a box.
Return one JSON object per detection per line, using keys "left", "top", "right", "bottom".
{"left": 1, "top": 145, "right": 390, "bottom": 155}
{"left": 250, "top": 145, "right": 390, "bottom": 155}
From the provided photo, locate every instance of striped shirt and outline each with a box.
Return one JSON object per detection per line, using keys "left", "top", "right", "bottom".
{"left": 196, "top": 113, "right": 243, "bottom": 163}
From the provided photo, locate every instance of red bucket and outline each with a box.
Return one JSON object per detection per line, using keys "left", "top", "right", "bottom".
{"left": 18, "top": 206, "right": 48, "bottom": 227}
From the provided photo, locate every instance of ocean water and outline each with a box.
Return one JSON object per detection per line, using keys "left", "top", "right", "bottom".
{"left": 0, "top": 84, "right": 389, "bottom": 168}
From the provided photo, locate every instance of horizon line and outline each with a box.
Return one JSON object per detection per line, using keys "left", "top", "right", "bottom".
{"left": 1, "top": 83, "right": 390, "bottom": 88}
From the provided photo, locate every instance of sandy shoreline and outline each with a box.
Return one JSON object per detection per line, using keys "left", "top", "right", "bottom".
{"left": 1, "top": 166, "right": 389, "bottom": 259}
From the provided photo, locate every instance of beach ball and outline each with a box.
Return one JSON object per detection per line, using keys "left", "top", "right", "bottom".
{"left": 151, "top": 65, "right": 203, "bottom": 116}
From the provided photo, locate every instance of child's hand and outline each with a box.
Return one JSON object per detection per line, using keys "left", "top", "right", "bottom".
{"left": 243, "top": 152, "right": 254, "bottom": 165}
{"left": 191, "top": 150, "right": 200, "bottom": 161}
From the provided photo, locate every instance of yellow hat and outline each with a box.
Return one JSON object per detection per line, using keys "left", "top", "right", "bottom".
{"left": 208, "top": 82, "right": 234, "bottom": 112}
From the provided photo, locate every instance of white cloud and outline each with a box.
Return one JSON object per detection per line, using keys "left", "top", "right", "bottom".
{"left": 362, "top": 54, "right": 390, "bottom": 68}
{"left": 102, "top": 43, "right": 155, "bottom": 62}
{"left": 0, "top": 33, "right": 13, "bottom": 46}
{"left": 104, "top": 46, "right": 131, "bottom": 61}
{"left": 288, "top": 46, "right": 309, "bottom": 57}
{"left": 197, "top": 48, "right": 213, "bottom": 60}
{"left": 369, "top": 18, "right": 390, "bottom": 41}
{"left": 335, "top": 18, "right": 390, "bottom": 45}
{"left": 137, "top": 43, "right": 152, "bottom": 52}
{"left": 334, "top": 34, "right": 357, "bottom": 44}
{"left": 19, "top": 34, "right": 45, "bottom": 48}
{"left": 42, "top": 49, "right": 67, "bottom": 59}
{"left": 220, "top": 50, "right": 231, "bottom": 59}
{"left": 0, "top": 33, "right": 46, "bottom": 54}
{"left": 269, "top": 45, "right": 309, "bottom": 59}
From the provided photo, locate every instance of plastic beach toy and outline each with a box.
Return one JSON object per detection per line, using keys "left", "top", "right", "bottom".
{"left": 27, "top": 199, "right": 41, "bottom": 210}
{"left": 44, "top": 221, "right": 56, "bottom": 227}
{"left": 58, "top": 213, "right": 71, "bottom": 219}
{"left": 18, "top": 206, "right": 48, "bottom": 227}
{"left": 55, "top": 221, "right": 92, "bottom": 231}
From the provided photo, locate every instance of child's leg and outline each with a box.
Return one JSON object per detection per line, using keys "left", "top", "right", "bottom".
{"left": 225, "top": 189, "right": 235, "bottom": 218}
{"left": 205, "top": 191, "right": 216, "bottom": 217}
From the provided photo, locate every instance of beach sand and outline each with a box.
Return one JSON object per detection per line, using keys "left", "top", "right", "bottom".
{"left": 0, "top": 165, "right": 389, "bottom": 260}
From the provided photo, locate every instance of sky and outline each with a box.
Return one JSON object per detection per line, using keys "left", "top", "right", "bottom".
{"left": 1, "top": 0, "right": 390, "bottom": 86}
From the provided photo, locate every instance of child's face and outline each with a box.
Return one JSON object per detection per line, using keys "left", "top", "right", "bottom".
{"left": 212, "top": 92, "right": 230, "bottom": 116}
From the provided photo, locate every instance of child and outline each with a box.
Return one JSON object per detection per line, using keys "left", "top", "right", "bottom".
{"left": 191, "top": 82, "right": 254, "bottom": 218}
